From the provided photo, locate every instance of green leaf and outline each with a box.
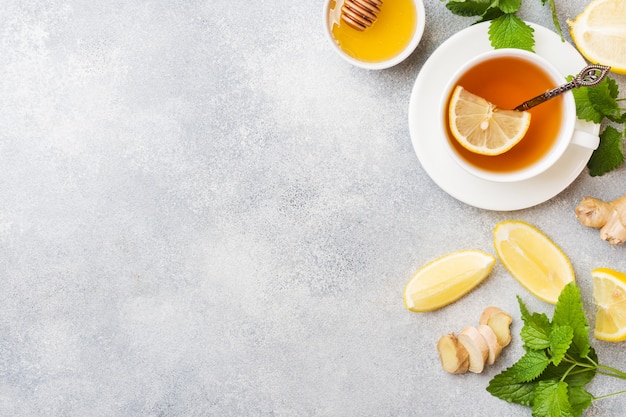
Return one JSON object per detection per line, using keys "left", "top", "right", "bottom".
{"left": 532, "top": 380, "right": 574, "bottom": 417}
{"left": 497, "top": 0, "right": 522, "bottom": 13}
{"left": 511, "top": 350, "right": 551, "bottom": 382}
{"left": 518, "top": 296, "right": 552, "bottom": 350}
{"left": 487, "top": 365, "right": 537, "bottom": 406}
{"left": 474, "top": 6, "right": 505, "bottom": 23}
{"left": 606, "top": 110, "right": 626, "bottom": 124}
{"left": 587, "top": 126, "right": 625, "bottom": 177}
{"left": 542, "top": 346, "right": 598, "bottom": 388}
{"left": 589, "top": 78, "right": 620, "bottom": 116}
{"left": 573, "top": 77, "right": 620, "bottom": 123}
{"left": 573, "top": 88, "right": 604, "bottom": 123}
{"left": 522, "top": 312, "right": 552, "bottom": 350}
{"left": 445, "top": 0, "right": 492, "bottom": 17}
{"left": 543, "top": 0, "right": 564, "bottom": 40}
{"left": 488, "top": 13, "right": 535, "bottom": 51}
{"left": 552, "top": 282, "right": 590, "bottom": 357}
{"left": 518, "top": 295, "right": 532, "bottom": 321}
{"left": 568, "top": 386, "right": 593, "bottom": 417}
{"left": 549, "top": 325, "right": 574, "bottom": 366}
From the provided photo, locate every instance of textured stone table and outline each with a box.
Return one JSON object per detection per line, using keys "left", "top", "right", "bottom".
{"left": 1, "top": 1, "right": 625, "bottom": 416}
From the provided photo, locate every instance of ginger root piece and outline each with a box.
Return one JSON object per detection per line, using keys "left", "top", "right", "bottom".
{"left": 575, "top": 195, "right": 626, "bottom": 245}
{"left": 436, "top": 307, "right": 513, "bottom": 374}
{"left": 457, "top": 326, "right": 489, "bottom": 373}
{"left": 479, "top": 306, "right": 506, "bottom": 326}
{"left": 437, "top": 334, "right": 470, "bottom": 374}
{"left": 479, "top": 307, "right": 513, "bottom": 348}
{"left": 477, "top": 324, "right": 503, "bottom": 365}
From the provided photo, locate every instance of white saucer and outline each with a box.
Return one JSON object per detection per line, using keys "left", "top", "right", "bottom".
{"left": 408, "top": 22, "right": 599, "bottom": 211}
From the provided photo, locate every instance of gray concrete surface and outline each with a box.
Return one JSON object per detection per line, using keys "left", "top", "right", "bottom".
{"left": 1, "top": 1, "right": 625, "bottom": 416}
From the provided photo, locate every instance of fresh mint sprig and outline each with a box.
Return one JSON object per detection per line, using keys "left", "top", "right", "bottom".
{"left": 441, "top": 0, "right": 626, "bottom": 175}
{"left": 571, "top": 76, "right": 626, "bottom": 176}
{"left": 441, "top": 0, "right": 563, "bottom": 51}
{"left": 487, "top": 282, "right": 626, "bottom": 417}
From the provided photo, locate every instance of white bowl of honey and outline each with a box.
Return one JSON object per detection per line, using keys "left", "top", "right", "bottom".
{"left": 323, "top": 0, "right": 425, "bottom": 70}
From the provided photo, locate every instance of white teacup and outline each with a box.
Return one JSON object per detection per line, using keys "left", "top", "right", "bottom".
{"left": 439, "top": 48, "right": 599, "bottom": 183}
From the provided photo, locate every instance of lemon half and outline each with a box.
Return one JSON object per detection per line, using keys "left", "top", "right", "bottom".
{"left": 568, "top": 0, "right": 626, "bottom": 75}
{"left": 592, "top": 268, "right": 626, "bottom": 342}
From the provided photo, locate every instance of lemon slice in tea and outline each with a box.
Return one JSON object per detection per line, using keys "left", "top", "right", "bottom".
{"left": 448, "top": 86, "right": 531, "bottom": 156}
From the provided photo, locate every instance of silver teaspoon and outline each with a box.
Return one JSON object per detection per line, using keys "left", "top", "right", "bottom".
{"left": 514, "top": 64, "right": 611, "bottom": 111}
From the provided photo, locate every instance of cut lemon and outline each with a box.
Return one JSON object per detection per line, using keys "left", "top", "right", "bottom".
{"left": 493, "top": 221, "right": 574, "bottom": 304}
{"left": 592, "top": 268, "right": 626, "bottom": 341}
{"left": 448, "top": 86, "right": 531, "bottom": 156}
{"left": 403, "top": 250, "right": 495, "bottom": 312}
{"left": 568, "top": 0, "right": 626, "bottom": 75}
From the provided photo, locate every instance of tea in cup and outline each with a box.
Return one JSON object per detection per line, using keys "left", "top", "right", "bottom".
{"left": 440, "top": 48, "right": 599, "bottom": 182}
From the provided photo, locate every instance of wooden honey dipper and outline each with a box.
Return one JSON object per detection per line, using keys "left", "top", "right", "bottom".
{"left": 340, "top": 0, "right": 383, "bottom": 31}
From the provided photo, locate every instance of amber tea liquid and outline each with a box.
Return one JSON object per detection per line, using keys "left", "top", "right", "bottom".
{"left": 445, "top": 56, "right": 564, "bottom": 174}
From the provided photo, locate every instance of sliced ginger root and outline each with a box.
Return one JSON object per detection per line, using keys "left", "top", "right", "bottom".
{"left": 437, "top": 306, "right": 513, "bottom": 374}
{"left": 479, "top": 306, "right": 513, "bottom": 347}
{"left": 437, "top": 334, "right": 469, "bottom": 374}
{"left": 458, "top": 326, "right": 489, "bottom": 373}
{"left": 575, "top": 195, "right": 626, "bottom": 245}
{"left": 477, "top": 324, "right": 502, "bottom": 365}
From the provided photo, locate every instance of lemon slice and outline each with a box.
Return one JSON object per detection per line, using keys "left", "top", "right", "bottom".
{"left": 568, "top": 0, "right": 626, "bottom": 75}
{"left": 493, "top": 221, "right": 574, "bottom": 304}
{"left": 448, "top": 86, "right": 531, "bottom": 156}
{"left": 592, "top": 268, "right": 626, "bottom": 341}
{"left": 403, "top": 250, "right": 496, "bottom": 312}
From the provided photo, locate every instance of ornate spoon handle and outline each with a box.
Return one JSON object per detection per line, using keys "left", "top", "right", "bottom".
{"left": 514, "top": 64, "right": 610, "bottom": 111}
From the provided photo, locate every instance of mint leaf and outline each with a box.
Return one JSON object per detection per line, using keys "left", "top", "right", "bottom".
{"left": 532, "top": 380, "right": 573, "bottom": 417}
{"left": 552, "top": 282, "right": 590, "bottom": 358}
{"left": 518, "top": 294, "right": 532, "bottom": 321}
{"left": 589, "top": 77, "right": 620, "bottom": 117}
{"left": 488, "top": 14, "right": 535, "bottom": 51}
{"left": 487, "top": 366, "right": 537, "bottom": 406}
{"left": 511, "top": 350, "right": 551, "bottom": 382}
{"left": 538, "top": 361, "right": 595, "bottom": 416}
{"left": 444, "top": 0, "right": 491, "bottom": 17}
{"left": 542, "top": 346, "right": 598, "bottom": 388}
{"left": 489, "top": 284, "right": 626, "bottom": 416}
{"left": 475, "top": 6, "right": 506, "bottom": 23}
{"left": 572, "top": 88, "right": 604, "bottom": 124}
{"left": 573, "top": 77, "right": 619, "bottom": 123}
{"left": 549, "top": 325, "right": 574, "bottom": 366}
{"left": 587, "top": 126, "right": 625, "bottom": 176}
{"left": 568, "top": 386, "right": 593, "bottom": 417}
{"left": 542, "top": 0, "right": 564, "bottom": 40}
{"left": 518, "top": 296, "right": 552, "bottom": 350}
{"left": 497, "top": 0, "right": 522, "bottom": 13}
{"left": 522, "top": 312, "right": 552, "bottom": 350}
{"left": 572, "top": 75, "right": 625, "bottom": 175}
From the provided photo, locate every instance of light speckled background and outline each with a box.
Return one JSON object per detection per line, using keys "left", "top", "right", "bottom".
{"left": 1, "top": 1, "right": 625, "bottom": 416}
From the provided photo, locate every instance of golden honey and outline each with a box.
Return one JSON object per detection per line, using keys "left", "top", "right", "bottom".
{"left": 328, "top": 0, "right": 417, "bottom": 63}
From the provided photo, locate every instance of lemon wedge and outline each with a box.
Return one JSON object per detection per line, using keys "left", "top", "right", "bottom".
{"left": 493, "top": 221, "right": 574, "bottom": 304}
{"left": 592, "top": 268, "right": 626, "bottom": 342}
{"left": 568, "top": 0, "right": 626, "bottom": 75}
{"left": 448, "top": 86, "right": 531, "bottom": 156}
{"left": 403, "top": 250, "right": 496, "bottom": 312}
